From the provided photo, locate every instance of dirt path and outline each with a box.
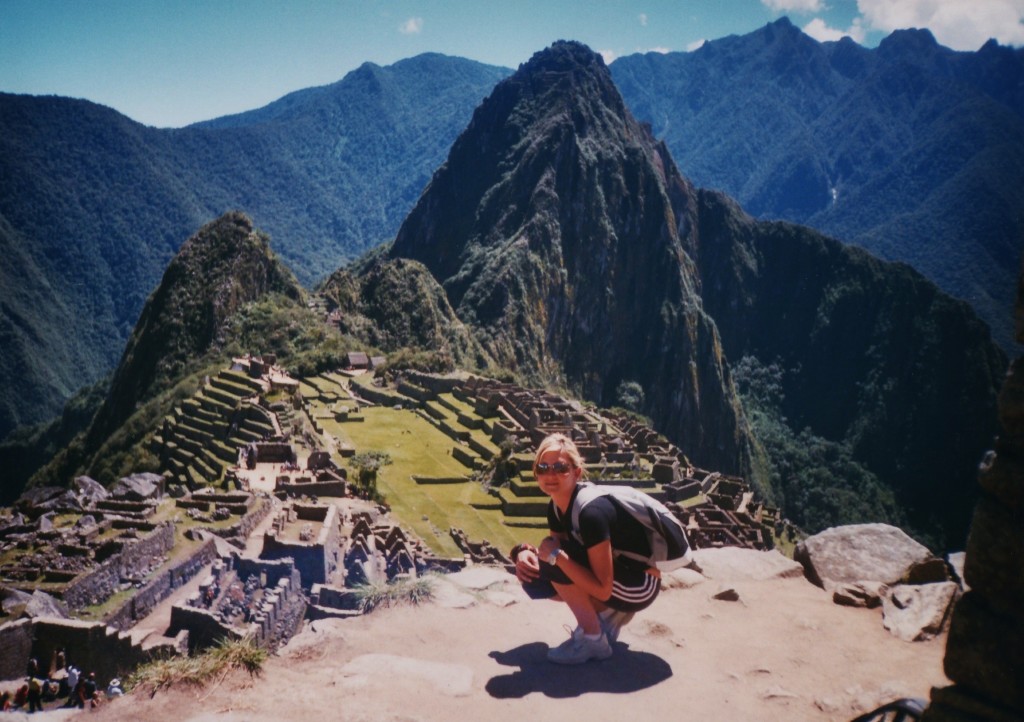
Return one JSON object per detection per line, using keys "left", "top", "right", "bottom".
{"left": 87, "top": 567, "right": 949, "bottom": 722}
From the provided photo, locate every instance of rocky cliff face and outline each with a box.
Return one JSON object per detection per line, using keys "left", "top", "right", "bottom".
{"left": 691, "top": 190, "right": 1006, "bottom": 547}
{"left": 389, "top": 41, "right": 754, "bottom": 477}
{"left": 921, "top": 264, "right": 1024, "bottom": 720}
{"left": 86, "top": 212, "right": 303, "bottom": 447}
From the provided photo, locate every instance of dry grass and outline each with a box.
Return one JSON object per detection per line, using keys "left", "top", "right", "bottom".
{"left": 127, "top": 636, "right": 267, "bottom": 696}
{"left": 352, "top": 575, "right": 436, "bottom": 613}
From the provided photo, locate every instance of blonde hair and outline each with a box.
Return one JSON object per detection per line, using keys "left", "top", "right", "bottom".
{"left": 533, "top": 433, "right": 585, "bottom": 477}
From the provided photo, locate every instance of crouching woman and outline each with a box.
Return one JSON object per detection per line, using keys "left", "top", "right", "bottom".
{"left": 510, "top": 433, "right": 680, "bottom": 664}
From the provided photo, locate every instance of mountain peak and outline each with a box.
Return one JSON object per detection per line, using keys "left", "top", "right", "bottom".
{"left": 85, "top": 212, "right": 303, "bottom": 447}
{"left": 386, "top": 40, "right": 750, "bottom": 476}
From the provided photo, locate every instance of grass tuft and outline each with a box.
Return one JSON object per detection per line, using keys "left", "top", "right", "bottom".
{"left": 127, "top": 635, "right": 267, "bottom": 696}
{"left": 352, "top": 575, "right": 435, "bottom": 613}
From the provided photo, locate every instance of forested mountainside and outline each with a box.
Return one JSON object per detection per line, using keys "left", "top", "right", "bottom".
{"left": 0, "top": 54, "right": 509, "bottom": 437}
{"left": 22, "top": 213, "right": 318, "bottom": 497}
{"left": 376, "top": 41, "right": 1004, "bottom": 549}
{"left": 611, "top": 17, "right": 1024, "bottom": 352}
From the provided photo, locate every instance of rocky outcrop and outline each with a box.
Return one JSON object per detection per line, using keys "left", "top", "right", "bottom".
{"left": 794, "top": 523, "right": 934, "bottom": 590}
{"left": 882, "top": 583, "right": 959, "bottom": 642}
{"left": 922, "top": 264, "right": 1024, "bottom": 721}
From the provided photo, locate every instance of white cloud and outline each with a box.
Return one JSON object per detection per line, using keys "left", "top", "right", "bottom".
{"left": 761, "top": 0, "right": 825, "bottom": 12}
{"left": 639, "top": 13, "right": 648, "bottom": 26}
{"left": 687, "top": 39, "right": 707, "bottom": 51}
{"left": 399, "top": 17, "right": 423, "bottom": 35}
{"left": 857, "top": 0, "right": 1024, "bottom": 50}
{"left": 648, "top": 46, "right": 672, "bottom": 54}
{"left": 803, "top": 17, "right": 867, "bottom": 43}
{"left": 599, "top": 49, "right": 618, "bottom": 64}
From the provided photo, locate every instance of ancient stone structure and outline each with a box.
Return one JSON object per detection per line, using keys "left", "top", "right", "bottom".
{"left": 921, "top": 273, "right": 1024, "bottom": 721}
{"left": 170, "top": 555, "right": 306, "bottom": 652}
{"left": 260, "top": 501, "right": 342, "bottom": 587}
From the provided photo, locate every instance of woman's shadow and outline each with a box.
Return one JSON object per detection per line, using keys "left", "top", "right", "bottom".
{"left": 485, "top": 641, "right": 673, "bottom": 699}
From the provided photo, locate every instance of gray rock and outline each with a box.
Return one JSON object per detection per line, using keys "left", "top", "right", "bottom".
{"left": 23, "top": 589, "right": 70, "bottom": 619}
{"left": 712, "top": 586, "right": 741, "bottom": 602}
{"left": 795, "top": 523, "right": 933, "bottom": 590}
{"left": 110, "top": 472, "right": 163, "bottom": 500}
{"left": 0, "top": 586, "right": 33, "bottom": 615}
{"left": 832, "top": 581, "right": 887, "bottom": 608}
{"left": 73, "top": 514, "right": 98, "bottom": 531}
{"left": 16, "top": 486, "right": 65, "bottom": 509}
{"left": 74, "top": 475, "right": 109, "bottom": 503}
{"left": 662, "top": 567, "right": 706, "bottom": 589}
{"left": 692, "top": 547, "right": 804, "bottom": 581}
{"left": 36, "top": 512, "right": 55, "bottom": 532}
{"left": 39, "top": 489, "right": 83, "bottom": 513}
{"left": 904, "top": 557, "right": 951, "bottom": 584}
{"left": 882, "top": 582, "right": 959, "bottom": 642}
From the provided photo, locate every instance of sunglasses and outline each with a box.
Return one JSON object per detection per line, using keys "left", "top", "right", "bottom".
{"left": 536, "top": 461, "right": 574, "bottom": 475}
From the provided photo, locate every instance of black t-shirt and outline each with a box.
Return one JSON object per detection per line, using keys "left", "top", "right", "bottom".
{"left": 548, "top": 485, "right": 651, "bottom": 558}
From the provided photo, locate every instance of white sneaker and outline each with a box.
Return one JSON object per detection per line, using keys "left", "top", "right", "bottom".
{"left": 547, "top": 628, "right": 612, "bottom": 665}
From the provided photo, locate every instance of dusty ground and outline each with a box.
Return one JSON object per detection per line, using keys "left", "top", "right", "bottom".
{"left": 72, "top": 560, "right": 948, "bottom": 722}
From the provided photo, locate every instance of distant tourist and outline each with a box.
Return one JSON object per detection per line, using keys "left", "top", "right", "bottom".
{"left": 26, "top": 675, "right": 42, "bottom": 713}
{"left": 509, "top": 433, "right": 689, "bottom": 664}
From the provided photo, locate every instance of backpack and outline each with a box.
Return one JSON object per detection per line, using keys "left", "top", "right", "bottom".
{"left": 557, "top": 482, "right": 692, "bottom": 571}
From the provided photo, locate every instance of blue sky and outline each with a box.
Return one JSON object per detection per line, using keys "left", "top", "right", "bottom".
{"left": 2, "top": 0, "right": 1023, "bottom": 128}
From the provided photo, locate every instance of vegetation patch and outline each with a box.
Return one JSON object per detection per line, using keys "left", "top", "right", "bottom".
{"left": 127, "top": 636, "right": 266, "bottom": 696}
{"left": 352, "top": 575, "right": 435, "bottom": 613}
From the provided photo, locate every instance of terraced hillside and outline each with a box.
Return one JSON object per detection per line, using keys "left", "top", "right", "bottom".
{"left": 150, "top": 368, "right": 277, "bottom": 488}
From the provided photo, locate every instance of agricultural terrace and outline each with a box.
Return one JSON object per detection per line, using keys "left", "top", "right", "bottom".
{"left": 311, "top": 393, "right": 519, "bottom": 558}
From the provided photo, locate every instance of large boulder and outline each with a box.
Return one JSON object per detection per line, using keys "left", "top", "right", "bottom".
{"left": 22, "top": 589, "right": 70, "bottom": 619}
{"left": 73, "top": 475, "right": 109, "bottom": 503}
{"left": 794, "top": 523, "right": 933, "bottom": 590}
{"left": 110, "top": 472, "right": 164, "bottom": 501}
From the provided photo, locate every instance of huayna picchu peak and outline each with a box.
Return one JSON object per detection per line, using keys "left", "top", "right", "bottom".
{"left": 389, "top": 41, "right": 754, "bottom": 481}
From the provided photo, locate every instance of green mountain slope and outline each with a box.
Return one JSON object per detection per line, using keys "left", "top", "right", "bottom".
{"left": 0, "top": 55, "right": 509, "bottom": 438}
{"left": 611, "top": 19, "right": 1024, "bottom": 352}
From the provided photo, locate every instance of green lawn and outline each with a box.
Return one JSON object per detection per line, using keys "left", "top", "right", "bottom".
{"left": 320, "top": 406, "right": 522, "bottom": 557}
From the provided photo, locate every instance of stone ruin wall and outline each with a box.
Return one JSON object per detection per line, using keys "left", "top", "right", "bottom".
{"left": 261, "top": 503, "right": 341, "bottom": 587}
{"left": 922, "top": 274, "right": 1024, "bottom": 722}
{"left": 61, "top": 521, "right": 176, "bottom": 609}
{"left": 104, "top": 537, "right": 218, "bottom": 631}
{"left": 1, "top": 616, "right": 184, "bottom": 690}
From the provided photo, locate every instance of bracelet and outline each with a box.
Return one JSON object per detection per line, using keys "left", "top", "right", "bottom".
{"left": 545, "top": 548, "right": 561, "bottom": 565}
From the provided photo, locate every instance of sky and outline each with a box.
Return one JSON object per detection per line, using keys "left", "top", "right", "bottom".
{"left": 2, "top": 0, "right": 1023, "bottom": 128}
